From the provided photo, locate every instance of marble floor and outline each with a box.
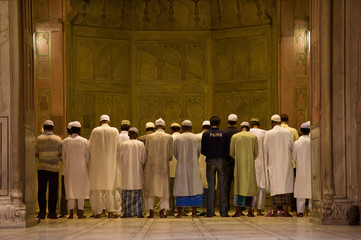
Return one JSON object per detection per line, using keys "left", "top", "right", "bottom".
{"left": 2, "top": 214, "right": 361, "bottom": 240}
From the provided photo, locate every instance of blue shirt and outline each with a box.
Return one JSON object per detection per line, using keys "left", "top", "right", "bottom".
{"left": 201, "top": 127, "right": 230, "bottom": 159}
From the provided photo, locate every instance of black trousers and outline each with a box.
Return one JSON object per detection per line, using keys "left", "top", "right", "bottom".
{"left": 60, "top": 175, "right": 68, "bottom": 215}
{"left": 224, "top": 160, "right": 235, "bottom": 211}
{"left": 38, "top": 170, "right": 59, "bottom": 214}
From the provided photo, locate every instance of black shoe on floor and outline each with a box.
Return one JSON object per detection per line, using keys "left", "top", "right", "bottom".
{"left": 47, "top": 213, "right": 58, "bottom": 219}
{"left": 37, "top": 213, "right": 46, "bottom": 219}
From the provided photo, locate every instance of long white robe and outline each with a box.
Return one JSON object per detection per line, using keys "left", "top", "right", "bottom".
{"left": 249, "top": 128, "right": 269, "bottom": 191}
{"left": 115, "top": 131, "right": 130, "bottom": 188}
{"left": 89, "top": 124, "right": 120, "bottom": 190}
{"left": 173, "top": 132, "right": 203, "bottom": 196}
{"left": 144, "top": 129, "right": 173, "bottom": 198}
{"left": 264, "top": 125, "right": 294, "bottom": 196}
{"left": 169, "top": 132, "right": 180, "bottom": 178}
{"left": 118, "top": 139, "right": 147, "bottom": 190}
{"left": 196, "top": 132, "right": 208, "bottom": 188}
{"left": 293, "top": 135, "right": 311, "bottom": 199}
{"left": 62, "top": 134, "right": 90, "bottom": 199}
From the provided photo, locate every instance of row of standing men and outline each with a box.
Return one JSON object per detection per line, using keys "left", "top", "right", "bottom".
{"left": 35, "top": 113, "right": 311, "bottom": 219}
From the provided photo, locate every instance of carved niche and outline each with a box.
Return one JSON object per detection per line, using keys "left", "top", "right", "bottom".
{"left": 215, "top": 36, "right": 268, "bottom": 83}
{"left": 136, "top": 41, "right": 206, "bottom": 83}
{"left": 139, "top": 95, "right": 205, "bottom": 134}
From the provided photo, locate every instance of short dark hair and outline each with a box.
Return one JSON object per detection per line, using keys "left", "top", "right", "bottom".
{"left": 250, "top": 121, "right": 260, "bottom": 127}
{"left": 170, "top": 126, "right": 180, "bottom": 132}
{"left": 146, "top": 127, "right": 155, "bottom": 132}
{"left": 182, "top": 126, "right": 192, "bottom": 132}
{"left": 67, "top": 128, "right": 72, "bottom": 135}
{"left": 227, "top": 120, "right": 237, "bottom": 126}
{"left": 43, "top": 125, "right": 53, "bottom": 131}
{"left": 301, "top": 128, "right": 310, "bottom": 135}
{"left": 202, "top": 125, "right": 211, "bottom": 130}
{"left": 71, "top": 127, "right": 81, "bottom": 134}
{"left": 280, "top": 114, "right": 289, "bottom": 122}
{"left": 241, "top": 126, "right": 250, "bottom": 131}
{"left": 210, "top": 116, "right": 220, "bottom": 127}
{"left": 121, "top": 124, "right": 130, "bottom": 131}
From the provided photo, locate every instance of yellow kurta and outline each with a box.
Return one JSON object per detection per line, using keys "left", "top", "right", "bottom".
{"left": 230, "top": 131, "right": 259, "bottom": 196}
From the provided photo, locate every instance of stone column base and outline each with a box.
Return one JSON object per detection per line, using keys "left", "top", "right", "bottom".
{"left": 321, "top": 198, "right": 358, "bottom": 225}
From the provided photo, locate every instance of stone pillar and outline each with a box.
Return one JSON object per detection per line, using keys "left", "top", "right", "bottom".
{"left": 310, "top": 0, "right": 360, "bottom": 225}
{"left": 0, "top": 0, "right": 37, "bottom": 228}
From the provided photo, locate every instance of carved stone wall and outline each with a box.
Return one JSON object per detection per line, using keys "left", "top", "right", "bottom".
{"left": 0, "top": 0, "right": 37, "bottom": 228}
{"left": 310, "top": 0, "right": 360, "bottom": 225}
{"left": 66, "top": 0, "right": 278, "bottom": 136}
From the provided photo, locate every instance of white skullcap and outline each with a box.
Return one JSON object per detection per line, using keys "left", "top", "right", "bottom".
{"left": 72, "top": 121, "right": 81, "bottom": 128}
{"left": 155, "top": 118, "right": 165, "bottom": 126}
{"left": 301, "top": 122, "right": 310, "bottom": 129}
{"left": 44, "top": 120, "right": 54, "bottom": 126}
{"left": 202, "top": 120, "right": 210, "bottom": 126}
{"left": 145, "top": 122, "right": 155, "bottom": 129}
{"left": 228, "top": 114, "right": 238, "bottom": 122}
{"left": 100, "top": 115, "right": 110, "bottom": 122}
{"left": 182, "top": 120, "right": 192, "bottom": 127}
{"left": 306, "top": 121, "right": 310, "bottom": 125}
{"left": 67, "top": 122, "right": 73, "bottom": 129}
{"left": 250, "top": 118, "right": 260, "bottom": 122}
{"left": 271, "top": 114, "right": 281, "bottom": 123}
{"left": 121, "top": 120, "right": 130, "bottom": 125}
{"left": 129, "top": 127, "right": 138, "bottom": 134}
{"left": 240, "top": 122, "right": 250, "bottom": 128}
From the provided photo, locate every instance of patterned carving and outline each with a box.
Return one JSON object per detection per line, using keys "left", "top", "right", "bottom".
{"left": 0, "top": 189, "right": 26, "bottom": 228}
{"left": 215, "top": 36, "right": 268, "bottom": 82}
{"left": 294, "top": 30, "right": 308, "bottom": 77}
{"left": 216, "top": 92, "right": 270, "bottom": 130}
{"left": 37, "top": 89, "right": 51, "bottom": 134}
{"left": 321, "top": 199, "right": 353, "bottom": 225}
{"left": 295, "top": 87, "right": 308, "bottom": 129}
{"left": 137, "top": 42, "right": 206, "bottom": 83}
{"left": 76, "top": 38, "right": 130, "bottom": 83}
{"left": 139, "top": 95, "right": 205, "bottom": 135}
{"left": 36, "top": 32, "right": 50, "bottom": 79}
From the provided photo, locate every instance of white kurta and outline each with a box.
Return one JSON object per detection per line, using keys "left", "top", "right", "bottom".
{"left": 169, "top": 132, "right": 180, "bottom": 178}
{"left": 249, "top": 128, "right": 268, "bottom": 190}
{"left": 264, "top": 125, "right": 294, "bottom": 196}
{"left": 293, "top": 135, "right": 311, "bottom": 199}
{"left": 173, "top": 132, "right": 203, "bottom": 196}
{"left": 62, "top": 134, "right": 90, "bottom": 199}
{"left": 118, "top": 139, "right": 147, "bottom": 190}
{"left": 115, "top": 131, "right": 130, "bottom": 188}
{"left": 196, "top": 132, "right": 208, "bottom": 188}
{"left": 144, "top": 129, "right": 173, "bottom": 198}
{"left": 89, "top": 124, "right": 120, "bottom": 190}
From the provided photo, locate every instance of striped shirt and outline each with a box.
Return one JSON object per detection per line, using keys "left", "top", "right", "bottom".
{"left": 35, "top": 131, "right": 62, "bottom": 172}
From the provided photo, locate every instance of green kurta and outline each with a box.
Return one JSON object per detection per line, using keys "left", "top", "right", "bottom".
{"left": 230, "top": 131, "right": 259, "bottom": 196}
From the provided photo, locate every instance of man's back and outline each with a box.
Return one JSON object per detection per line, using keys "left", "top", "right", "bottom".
{"left": 89, "top": 124, "right": 119, "bottom": 190}
{"left": 36, "top": 132, "right": 62, "bottom": 172}
{"left": 201, "top": 128, "right": 229, "bottom": 159}
{"left": 119, "top": 140, "right": 146, "bottom": 190}
{"left": 264, "top": 125, "right": 294, "bottom": 195}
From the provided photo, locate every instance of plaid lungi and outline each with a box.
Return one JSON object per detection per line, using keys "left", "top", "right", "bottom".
{"left": 233, "top": 195, "right": 253, "bottom": 207}
{"left": 271, "top": 193, "right": 293, "bottom": 206}
{"left": 123, "top": 190, "right": 143, "bottom": 217}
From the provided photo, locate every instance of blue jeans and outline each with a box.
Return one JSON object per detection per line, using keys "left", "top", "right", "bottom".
{"left": 206, "top": 158, "right": 228, "bottom": 217}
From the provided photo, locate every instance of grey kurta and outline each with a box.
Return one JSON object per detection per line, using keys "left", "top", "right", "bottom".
{"left": 173, "top": 132, "right": 203, "bottom": 196}
{"left": 144, "top": 129, "right": 173, "bottom": 199}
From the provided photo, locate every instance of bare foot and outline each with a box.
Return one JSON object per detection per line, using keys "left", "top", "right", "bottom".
{"left": 257, "top": 210, "right": 264, "bottom": 216}
{"left": 297, "top": 213, "right": 304, "bottom": 217}
{"left": 175, "top": 214, "right": 182, "bottom": 218}
{"left": 283, "top": 212, "right": 293, "bottom": 217}
{"left": 247, "top": 212, "right": 255, "bottom": 217}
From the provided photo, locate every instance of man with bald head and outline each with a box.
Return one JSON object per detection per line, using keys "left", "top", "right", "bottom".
{"left": 89, "top": 115, "right": 120, "bottom": 218}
